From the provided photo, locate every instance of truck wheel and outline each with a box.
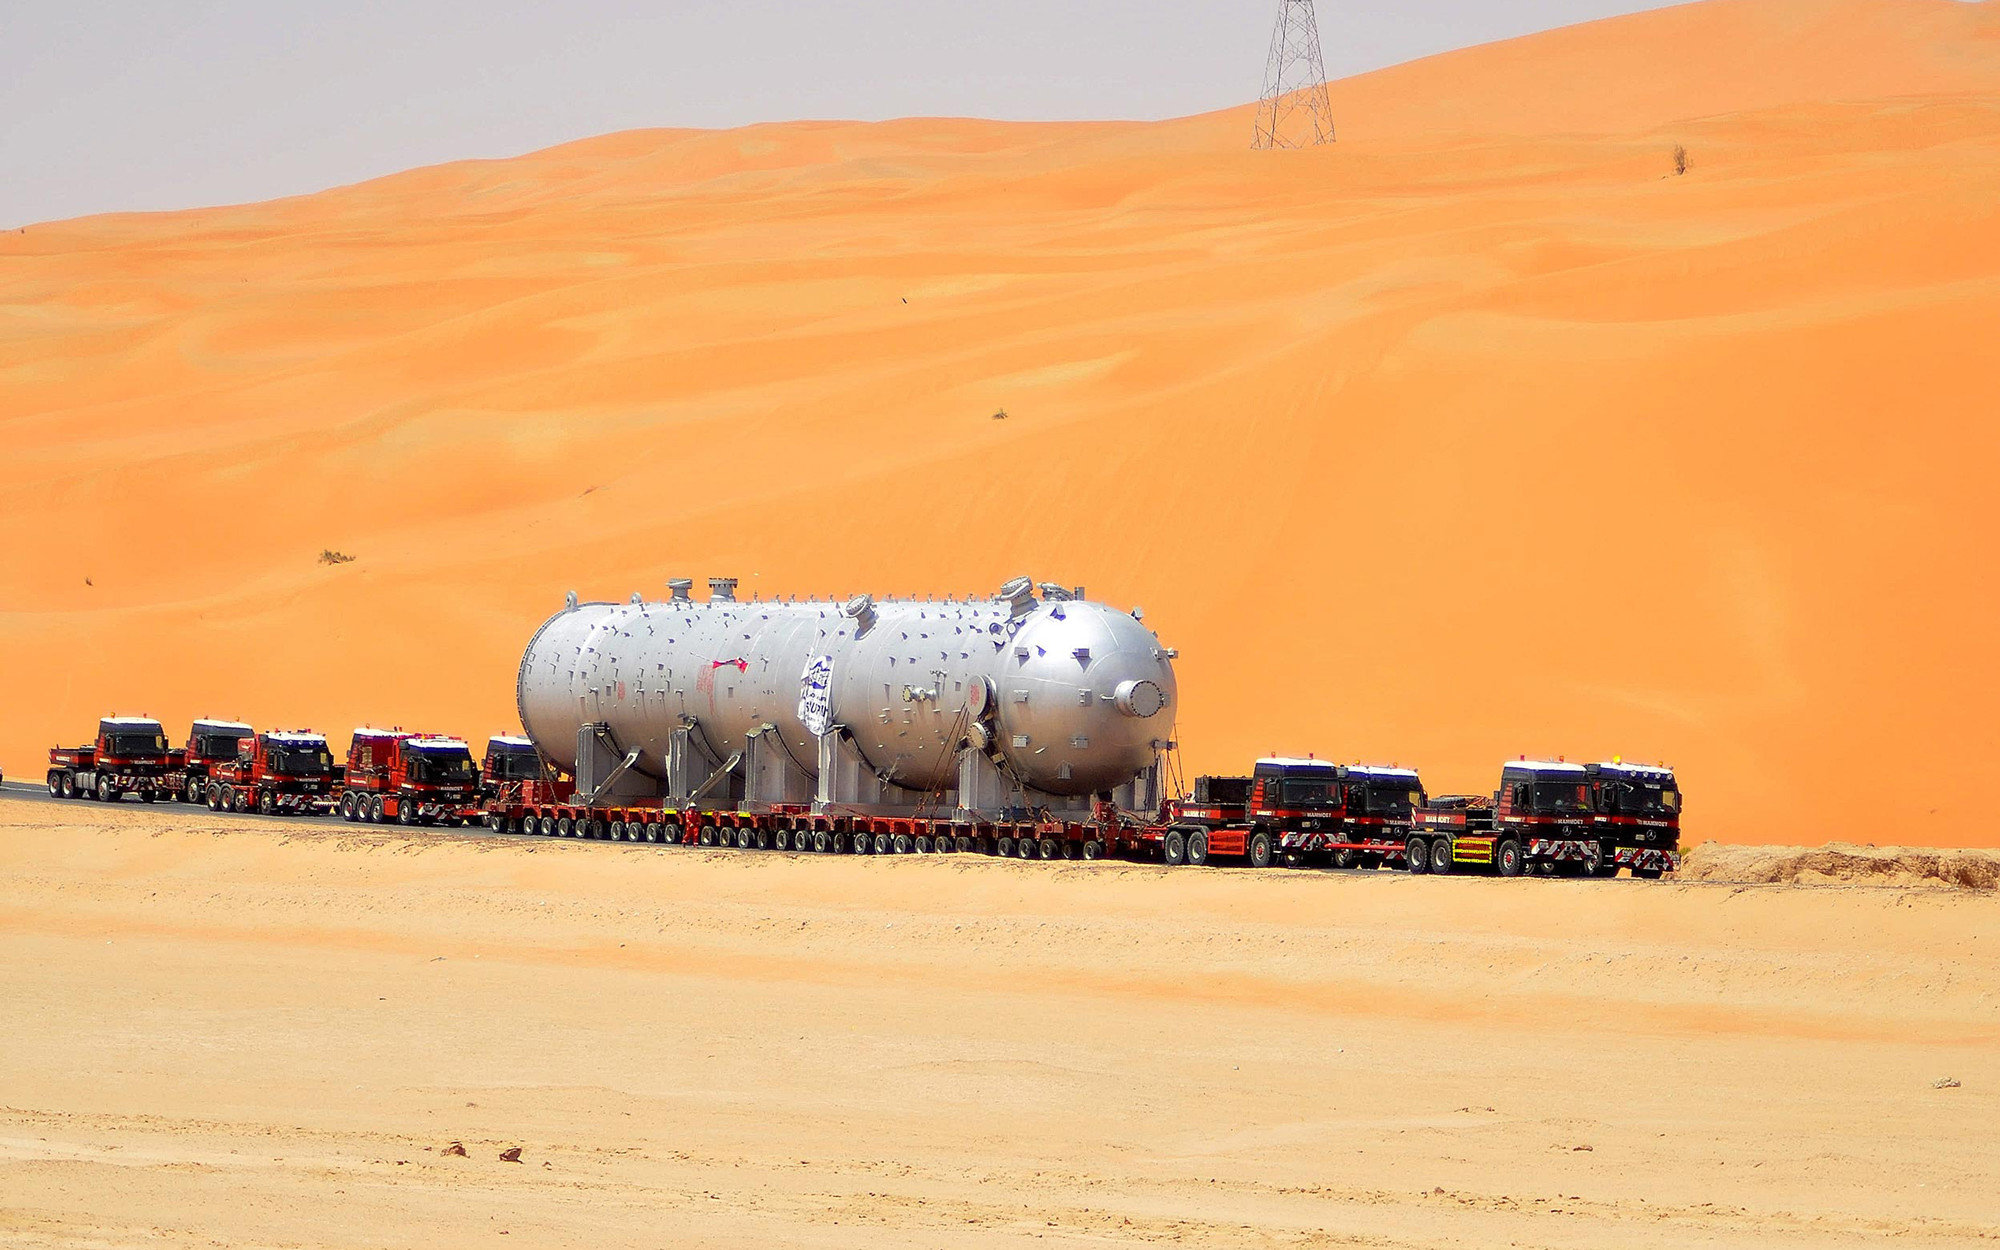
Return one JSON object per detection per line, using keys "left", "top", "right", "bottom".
{"left": 370, "top": 795, "right": 387, "bottom": 824}
{"left": 1081, "top": 840, "right": 1102, "bottom": 860}
{"left": 1584, "top": 844, "right": 1617, "bottom": 878}
{"left": 1405, "top": 837, "right": 1430, "bottom": 874}
{"left": 186, "top": 777, "right": 204, "bottom": 804}
{"left": 1187, "top": 831, "right": 1210, "bottom": 866}
{"left": 1247, "top": 830, "right": 1273, "bottom": 869}
{"left": 1497, "top": 839, "right": 1524, "bottom": 878}
{"left": 49, "top": 771, "right": 65, "bottom": 798}
{"left": 141, "top": 789, "right": 156, "bottom": 803}
{"left": 97, "top": 776, "right": 116, "bottom": 803}
{"left": 1332, "top": 848, "right": 1358, "bottom": 870}
{"left": 1430, "top": 839, "right": 1454, "bottom": 875}
{"left": 257, "top": 791, "right": 274, "bottom": 816}
{"left": 1162, "top": 828, "right": 1187, "bottom": 866}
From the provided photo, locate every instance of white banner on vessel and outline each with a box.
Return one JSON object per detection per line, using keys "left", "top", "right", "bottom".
{"left": 797, "top": 653, "right": 836, "bottom": 736}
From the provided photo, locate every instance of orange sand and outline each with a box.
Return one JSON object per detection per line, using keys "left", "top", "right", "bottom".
{"left": 3, "top": 0, "right": 1999, "bottom": 845}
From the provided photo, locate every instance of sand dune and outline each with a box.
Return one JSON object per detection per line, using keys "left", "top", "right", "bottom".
{"left": 4, "top": 0, "right": 2000, "bottom": 846}
{"left": 2, "top": 797, "right": 1996, "bottom": 1247}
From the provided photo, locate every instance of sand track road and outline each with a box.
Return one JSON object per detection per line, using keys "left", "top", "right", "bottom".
{"left": 1, "top": 797, "right": 1996, "bottom": 1247}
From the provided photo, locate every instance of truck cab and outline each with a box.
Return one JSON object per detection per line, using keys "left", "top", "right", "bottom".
{"left": 177, "top": 719, "right": 254, "bottom": 803}
{"left": 480, "top": 735, "right": 543, "bottom": 796}
{"left": 208, "top": 731, "right": 339, "bottom": 816}
{"left": 47, "top": 717, "right": 174, "bottom": 802}
{"left": 1494, "top": 760, "right": 1605, "bottom": 875}
{"left": 340, "top": 729, "right": 479, "bottom": 826}
{"left": 1587, "top": 760, "right": 1682, "bottom": 878}
{"left": 1411, "top": 760, "right": 1605, "bottom": 876}
{"left": 1160, "top": 758, "right": 1425, "bottom": 869}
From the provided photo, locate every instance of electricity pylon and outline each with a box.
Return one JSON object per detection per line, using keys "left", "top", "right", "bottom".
{"left": 1253, "top": 0, "right": 1336, "bottom": 149}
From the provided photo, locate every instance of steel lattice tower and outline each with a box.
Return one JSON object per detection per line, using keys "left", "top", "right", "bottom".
{"left": 1253, "top": 0, "right": 1336, "bottom": 149}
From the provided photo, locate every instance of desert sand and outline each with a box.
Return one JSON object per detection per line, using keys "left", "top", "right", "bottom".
{"left": 4, "top": 0, "right": 2000, "bottom": 850}
{"left": 1, "top": 796, "right": 1996, "bottom": 1247}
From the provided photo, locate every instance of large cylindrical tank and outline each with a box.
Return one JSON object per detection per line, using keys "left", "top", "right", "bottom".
{"left": 516, "top": 578, "right": 1176, "bottom": 798}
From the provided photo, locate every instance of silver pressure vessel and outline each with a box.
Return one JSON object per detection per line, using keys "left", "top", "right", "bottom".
{"left": 515, "top": 578, "right": 1176, "bottom": 799}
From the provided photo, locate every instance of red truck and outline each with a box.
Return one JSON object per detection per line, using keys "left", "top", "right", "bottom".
{"left": 169, "top": 719, "right": 255, "bottom": 804}
{"left": 1586, "top": 760, "right": 1682, "bottom": 879}
{"left": 475, "top": 735, "right": 571, "bottom": 833}
{"left": 1408, "top": 758, "right": 1685, "bottom": 877}
{"left": 338, "top": 729, "right": 481, "bottom": 826}
{"left": 204, "top": 731, "right": 341, "bottom": 816}
{"left": 1159, "top": 758, "right": 1425, "bottom": 868}
{"left": 47, "top": 717, "right": 176, "bottom": 802}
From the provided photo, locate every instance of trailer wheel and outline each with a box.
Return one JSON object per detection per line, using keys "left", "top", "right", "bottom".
{"left": 956, "top": 836, "right": 974, "bottom": 854}
{"left": 49, "top": 771, "right": 65, "bottom": 798}
{"left": 1186, "top": 830, "right": 1211, "bottom": 866}
{"left": 1497, "top": 839, "right": 1524, "bottom": 878}
{"left": 1081, "top": 839, "right": 1102, "bottom": 860}
{"left": 1247, "top": 830, "right": 1274, "bottom": 869}
{"left": 806, "top": 830, "right": 824, "bottom": 853}
{"left": 1405, "top": 837, "right": 1430, "bottom": 874}
{"left": 1162, "top": 828, "right": 1187, "bottom": 866}
{"left": 914, "top": 834, "right": 932, "bottom": 854}
{"left": 1430, "top": 839, "right": 1454, "bottom": 875}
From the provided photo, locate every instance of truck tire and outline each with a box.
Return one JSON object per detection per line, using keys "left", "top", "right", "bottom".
{"left": 368, "top": 795, "right": 385, "bottom": 823}
{"left": 97, "top": 776, "right": 115, "bottom": 803}
{"left": 1162, "top": 828, "right": 1187, "bottom": 866}
{"left": 1247, "top": 830, "right": 1273, "bottom": 869}
{"left": 1187, "top": 830, "right": 1210, "bottom": 866}
{"left": 1430, "top": 838, "right": 1454, "bottom": 875}
{"left": 1405, "top": 837, "right": 1430, "bottom": 874}
{"left": 1497, "top": 839, "right": 1524, "bottom": 878}
{"left": 258, "top": 790, "right": 275, "bottom": 816}
{"left": 48, "top": 771, "right": 64, "bottom": 798}
{"left": 338, "top": 793, "right": 354, "bottom": 822}
{"left": 1332, "top": 848, "right": 1358, "bottom": 870}
{"left": 1584, "top": 844, "right": 1617, "bottom": 878}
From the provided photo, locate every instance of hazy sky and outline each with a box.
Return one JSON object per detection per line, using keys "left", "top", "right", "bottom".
{"left": 2, "top": 1, "right": 1687, "bottom": 227}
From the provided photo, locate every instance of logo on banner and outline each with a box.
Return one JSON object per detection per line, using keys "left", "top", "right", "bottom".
{"left": 797, "top": 654, "right": 836, "bottom": 736}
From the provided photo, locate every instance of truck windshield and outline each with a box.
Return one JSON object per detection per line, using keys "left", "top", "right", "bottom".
{"left": 198, "top": 735, "right": 249, "bottom": 759}
{"left": 272, "top": 747, "right": 334, "bottom": 775}
{"left": 1531, "top": 782, "right": 1593, "bottom": 814}
{"left": 1607, "top": 782, "right": 1678, "bottom": 815}
{"left": 109, "top": 733, "right": 167, "bottom": 757}
{"left": 1279, "top": 780, "right": 1334, "bottom": 805}
{"left": 409, "top": 752, "right": 476, "bottom": 784}
{"left": 489, "top": 751, "right": 541, "bottom": 781}
{"left": 1358, "top": 786, "right": 1422, "bottom": 815}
